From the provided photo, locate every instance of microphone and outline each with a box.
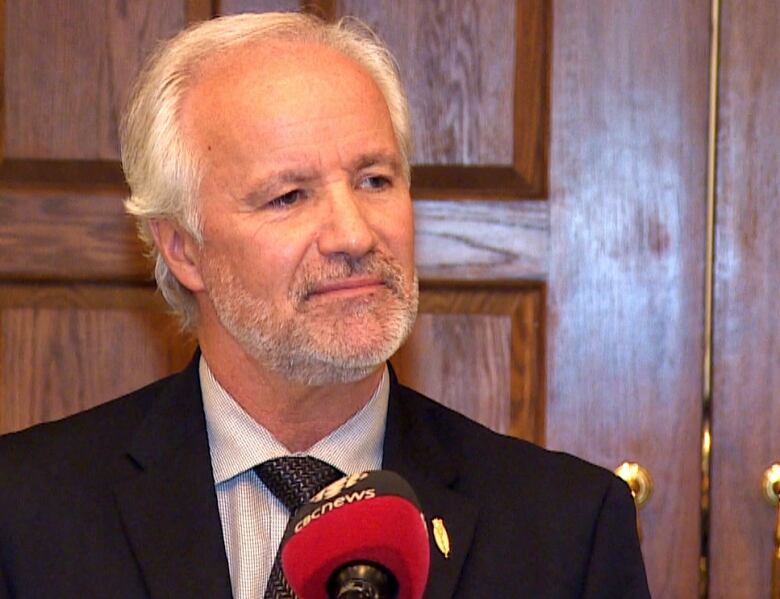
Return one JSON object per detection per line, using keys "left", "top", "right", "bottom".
{"left": 279, "top": 470, "right": 430, "bottom": 599}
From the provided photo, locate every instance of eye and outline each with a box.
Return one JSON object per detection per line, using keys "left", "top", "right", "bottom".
{"left": 358, "top": 175, "right": 391, "bottom": 191}
{"left": 268, "top": 188, "right": 306, "bottom": 209}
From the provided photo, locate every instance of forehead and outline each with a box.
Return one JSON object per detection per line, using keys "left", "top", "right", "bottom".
{"left": 179, "top": 40, "right": 396, "bottom": 162}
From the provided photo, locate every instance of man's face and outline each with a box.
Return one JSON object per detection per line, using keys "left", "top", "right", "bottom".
{"left": 180, "top": 41, "right": 418, "bottom": 385}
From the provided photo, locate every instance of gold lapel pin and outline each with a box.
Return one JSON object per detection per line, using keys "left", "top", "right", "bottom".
{"left": 432, "top": 517, "right": 451, "bottom": 559}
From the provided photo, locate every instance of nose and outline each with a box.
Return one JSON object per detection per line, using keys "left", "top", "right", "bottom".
{"left": 316, "top": 185, "right": 378, "bottom": 258}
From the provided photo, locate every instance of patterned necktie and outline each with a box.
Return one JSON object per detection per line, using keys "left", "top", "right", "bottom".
{"left": 255, "top": 456, "right": 345, "bottom": 599}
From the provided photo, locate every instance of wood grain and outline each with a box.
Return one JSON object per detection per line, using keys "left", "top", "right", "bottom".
{"left": 414, "top": 200, "right": 548, "bottom": 282}
{"left": 0, "top": 189, "right": 148, "bottom": 282}
{"left": 339, "top": 0, "right": 514, "bottom": 166}
{"left": 0, "top": 303, "right": 195, "bottom": 434}
{"left": 545, "top": 2, "right": 711, "bottom": 597}
{"left": 0, "top": 160, "right": 127, "bottom": 187}
{"left": 512, "top": 0, "right": 549, "bottom": 196}
{"left": 411, "top": 166, "right": 537, "bottom": 200}
{"left": 219, "top": 0, "right": 303, "bottom": 13}
{"left": 395, "top": 313, "right": 513, "bottom": 433}
{"left": 391, "top": 286, "right": 543, "bottom": 442}
{"left": 3, "top": 0, "right": 184, "bottom": 160}
{"left": 186, "top": 0, "right": 215, "bottom": 23}
{"left": 0, "top": 283, "right": 170, "bottom": 310}
{"left": 709, "top": 2, "right": 780, "bottom": 597}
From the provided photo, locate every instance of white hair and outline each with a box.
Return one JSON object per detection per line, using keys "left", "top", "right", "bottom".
{"left": 120, "top": 12, "right": 412, "bottom": 329}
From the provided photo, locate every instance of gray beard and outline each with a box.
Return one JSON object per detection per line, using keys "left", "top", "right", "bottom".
{"left": 203, "top": 252, "right": 419, "bottom": 386}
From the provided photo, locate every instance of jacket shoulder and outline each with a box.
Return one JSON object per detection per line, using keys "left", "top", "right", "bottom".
{"left": 0, "top": 374, "right": 175, "bottom": 484}
{"left": 392, "top": 383, "right": 649, "bottom": 595}
{"left": 394, "top": 382, "right": 621, "bottom": 497}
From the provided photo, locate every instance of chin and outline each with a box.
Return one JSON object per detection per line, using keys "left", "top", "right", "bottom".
{"left": 256, "top": 324, "right": 407, "bottom": 386}
{"left": 283, "top": 360, "right": 380, "bottom": 387}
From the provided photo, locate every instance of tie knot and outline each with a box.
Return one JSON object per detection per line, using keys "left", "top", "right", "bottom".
{"left": 254, "top": 456, "right": 344, "bottom": 513}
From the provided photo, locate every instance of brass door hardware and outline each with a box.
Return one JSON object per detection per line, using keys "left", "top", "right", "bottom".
{"left": 615, "top": 462, "right": 653, "bottom": 542}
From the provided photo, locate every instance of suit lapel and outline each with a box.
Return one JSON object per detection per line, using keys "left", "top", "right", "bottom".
{"left": 383, "top": 373, "right": 478, "bottom": 599}
{"left": 113, "top": 358, "right": 233, "bottom": 599}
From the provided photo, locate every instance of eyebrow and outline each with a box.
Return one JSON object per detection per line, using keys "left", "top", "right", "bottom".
{"left": 349, "top": 151, "right": 403, "bottom": 175}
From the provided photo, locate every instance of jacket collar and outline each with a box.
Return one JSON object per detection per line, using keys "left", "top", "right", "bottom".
{"left": 113, "top": 355, "right": 233, "bottom": 599}
{"left": 383, "top": 367, "right": 479, "bottom": 599}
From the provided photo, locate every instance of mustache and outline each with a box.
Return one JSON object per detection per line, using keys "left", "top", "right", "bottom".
{"left": 293, "top": 251, "right": 407, "bottom": 302}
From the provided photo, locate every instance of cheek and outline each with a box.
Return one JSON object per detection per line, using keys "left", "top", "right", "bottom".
{"left": 383, "top": 205, "right": 415, "bottom": 268}
{"left": 201, "top": 228, "right": 282, "bottom": 294}
{"left": 237, "top": 245, "right": 295, "bottom": 291}
{"left": 241, "top": 232, "right": 316, "bottom": 299}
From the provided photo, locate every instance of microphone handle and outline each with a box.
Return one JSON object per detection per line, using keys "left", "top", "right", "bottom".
{"left": 328, "top": 563, "right": 398, "bottom": 599}
{"left": 338, "top": 589, "right": 380, "bottom": 599}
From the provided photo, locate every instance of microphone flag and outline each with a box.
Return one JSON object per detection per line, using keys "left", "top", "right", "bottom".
{"left": 280, "top": 470, "right": 430, "bottom": 599}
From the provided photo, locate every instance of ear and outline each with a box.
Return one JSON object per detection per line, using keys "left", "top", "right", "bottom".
{"left": 149, "top": 219, "right": 206, "bottom": 293}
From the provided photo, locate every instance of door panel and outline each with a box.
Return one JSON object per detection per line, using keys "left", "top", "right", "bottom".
{"left": 710, "top": 2, "right": 780, "bottom": 596}
{"left": 0, "top": 189, "right": 142, "bottom": 281}
{"left": 334, "top": 0, "right": 549, "bottom": 198}
{"left": 0, "top": 285, "right": 195, "bottom": 433}
{"left": 392, "top": 286, "right": 544, "bottom": 443}
{"left": 546, "top": 3, "right": 710, "bottom": 596}
{"left": 4, "top": 0, "right": 184, "bottom": 161}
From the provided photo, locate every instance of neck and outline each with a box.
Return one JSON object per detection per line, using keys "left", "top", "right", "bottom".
{"left": 198, "top": 332, "right": 384, "bottom": 453}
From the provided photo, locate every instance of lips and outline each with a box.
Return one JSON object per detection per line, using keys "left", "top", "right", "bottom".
{"left": 295, "top": 252, "right": 405, "bottom": 304}
{"left": 308, "top": 276, "right": 385, "bottom": 298}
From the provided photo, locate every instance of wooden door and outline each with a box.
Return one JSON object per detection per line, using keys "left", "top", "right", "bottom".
{"left": 2, "top": 2, "right": 774, "bottom": 597}
{"left": 709, "top": 2, "right": 780, "bottom": 597}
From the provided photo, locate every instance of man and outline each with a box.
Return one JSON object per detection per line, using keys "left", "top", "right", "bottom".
{"left": 0, "top": 12, "right": 650, "bottom": 599}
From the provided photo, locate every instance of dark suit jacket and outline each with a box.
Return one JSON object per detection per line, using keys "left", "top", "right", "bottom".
{"left": 0, "top": 358, "right": 650, "bottom": 598}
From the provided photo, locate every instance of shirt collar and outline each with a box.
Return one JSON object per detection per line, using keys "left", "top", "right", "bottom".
{"left": 200, "top": 356, "right": 388, "bottom": 484}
